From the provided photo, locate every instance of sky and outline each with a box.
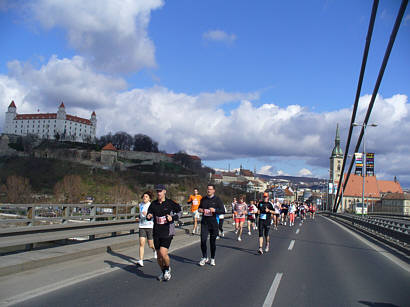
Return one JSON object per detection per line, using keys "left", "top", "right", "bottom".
{"left": 0, "top": 0, "right": 409, "bottom": 187}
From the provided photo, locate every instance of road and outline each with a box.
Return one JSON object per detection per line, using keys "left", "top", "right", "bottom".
{"left": 12, "top": 215, "right": 410, "bottom": 306}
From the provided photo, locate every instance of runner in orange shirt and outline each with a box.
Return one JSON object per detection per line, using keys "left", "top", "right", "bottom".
{"left": 187, "top": 188, "right": 202, "bottom": 235}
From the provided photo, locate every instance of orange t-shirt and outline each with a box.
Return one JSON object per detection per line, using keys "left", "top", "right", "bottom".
{"left": 188, "top": 195, "right": 202, "bottom": 212}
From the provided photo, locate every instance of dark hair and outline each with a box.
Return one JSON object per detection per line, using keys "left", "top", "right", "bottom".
{"left": 141, "top": 191, "right": 153, "bottom": 200}
{"left": 207, "top": 184, "right": 216, "bottom": 190}
{"left": 194, "top": 188, "right": 199, "bottom": 191}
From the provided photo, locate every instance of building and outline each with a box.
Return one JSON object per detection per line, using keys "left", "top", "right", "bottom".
{"left": 329, "top": 124, "right": 344, "bottom": 210}
{"left": 4, "top": 101, "right": 97, "bottom": 143}
{"left": 339, "top": 174, "right": 403, "bottom": 212}
{"left": 376, "top": 192, "right": 410, "bottom": 216}
{"left": 101, "top": 143, "right": 118, "bottom": 165}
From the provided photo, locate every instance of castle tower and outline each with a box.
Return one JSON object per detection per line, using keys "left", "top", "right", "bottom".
{"left": 56, "top": 102, "right": 67, "bottom": 138}
{"left": 330, "top": 124, "right": 344, "bottom": 184}
{"left": 90, "top": 111, "right": 97, "bottom": 141}
{"left": 5, "top": 101, "right": 17, "bottom": 134}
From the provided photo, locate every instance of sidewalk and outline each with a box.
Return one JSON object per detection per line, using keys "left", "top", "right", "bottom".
{"left": 0, "top": 221, "right": 236, "bottom": 306}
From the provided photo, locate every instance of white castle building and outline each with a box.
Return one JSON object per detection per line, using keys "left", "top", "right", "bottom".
{"left": 4, "top": 101, "right": 97, "bottom": 143}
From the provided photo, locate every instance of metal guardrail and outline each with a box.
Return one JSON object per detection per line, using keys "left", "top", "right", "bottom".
{"left": 327, "top": 212, "right": 410, "bottom": 250}
{"left": 0, "top": 203, "right": 233, "bottom": 250}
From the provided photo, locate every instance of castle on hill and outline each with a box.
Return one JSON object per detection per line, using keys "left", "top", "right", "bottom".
{"left": 4, "top": 101, "right": 97, "bottom": 143}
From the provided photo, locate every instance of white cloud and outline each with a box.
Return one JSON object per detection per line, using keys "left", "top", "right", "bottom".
{"left": 203, "top": 30, "right": 237, "bottom": 44}
{"left": 298, "top": 168, "right": 313, "bottom": 177}
{"left": 21, "top": 0, "right": 163, "bottom": 73}
{"left": 1, "top": 58, "right": 409, "bottom": 186}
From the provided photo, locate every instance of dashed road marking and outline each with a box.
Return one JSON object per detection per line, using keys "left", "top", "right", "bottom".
{"left": 262, "top": 272, "right": 283, "bottom": 307}
{"left": 296, "top": 229, "right": 300, "bottom": 234}
{"left": 288, "top": 240, "right": 295, "bottom": 251}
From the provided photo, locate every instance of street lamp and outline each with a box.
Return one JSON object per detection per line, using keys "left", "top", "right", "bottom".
{"left": 352, "top": 122, "right": 378, "bottom": 216}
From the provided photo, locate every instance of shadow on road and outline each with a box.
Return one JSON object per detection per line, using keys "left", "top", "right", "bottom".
{"left": 216, "top": 243, "right": 258, "bottom": 255}
{"left": 358, "top": 300, "right": 400, "bottom": 307}
{"left": 104, "top": 260, "right": 157, "bottom": 280}
{"left": 106, "top": 246, "right": 138, "bottom": 265}
{"left": 169, "top": 254, "right": 198, "bottom": 265}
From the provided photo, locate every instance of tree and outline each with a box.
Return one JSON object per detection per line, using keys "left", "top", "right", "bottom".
{"left": 133, "top": 134, "right": 159, "bottom": 152}
{"left": 6, "top": 175, "right": 32, "bottom": 203}
{"left": 109, "top": 184, "right": 134, "bottom": 204}
{"left": 54, "top": 175, "right": 85, "bottom": 203}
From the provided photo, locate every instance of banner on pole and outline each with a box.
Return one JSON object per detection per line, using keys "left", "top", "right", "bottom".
{"left": 355, "top": 153, "right": 363, "bottom": 175}
{"left": 366, "top": 153, "right": 375, "bottom": 176}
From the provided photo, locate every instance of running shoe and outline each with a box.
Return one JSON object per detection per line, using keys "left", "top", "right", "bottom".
{"left": 210, "top": 259, "right": 216, "bottom": 266}
{"left": 284, "top": 222, "right": 286, "bottom": 226}
{"left": 234, "top": 229, "right": 238, "bottom": 234}
{"left": 137, "top": 260, "right": 144, "bottom": 267}
{"left": 157, "top": 273, "right": 164, "bottom": 281}
{"left": 216, "top": 236, "right": 220, "bottom": 240}
{"left": 265, "top": 244, "right": 270, "bottom": 253}
{"left": 199, "top": 257, "right": 209, "bottom": 266}
{"left": 164, "top": 270, "right": 171, "bottom": 281}
{"left": 221, "top": 232, "right": 224, "bottom": 237}
{"left": 237, "top": 237, "right": 242, "bottom": 242}
{"left": 258, "top": 248, "right": 263, "bottom": 255}
{"left": 153, "top": 250, "right": 157, "bottom": 259}
{"left": 248, "top": 231, "right": 251, "bottom": 235}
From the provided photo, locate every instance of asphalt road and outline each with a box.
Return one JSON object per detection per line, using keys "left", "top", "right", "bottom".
{"left": 15, "top": 215, "right": 410, "bottom": 307}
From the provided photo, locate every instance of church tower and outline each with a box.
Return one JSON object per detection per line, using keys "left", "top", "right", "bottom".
{"left": 330, "top": 124, "right": 344, "bottom": 184}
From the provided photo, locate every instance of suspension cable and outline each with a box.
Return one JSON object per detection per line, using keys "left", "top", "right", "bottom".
{"left": 332, "top": 0, "right": 379, "bottom": 212}
{"left": 333, "top": 0, "right": 408, "bottom": 212}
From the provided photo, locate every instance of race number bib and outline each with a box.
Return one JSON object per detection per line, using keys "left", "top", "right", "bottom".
{"left": 204, "top": 209, "right": 213, "bottom": 216}
{"left": 156, "top": 216, "right": 167, "bottom": 224}
{"left": 193, "top": 199, "right": 199, "bottom": 205}
{"left": 260, "top": 214, "right": 267, "bottom": 220}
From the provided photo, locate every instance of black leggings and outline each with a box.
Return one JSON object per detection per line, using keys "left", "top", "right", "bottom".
{"left": 201, "top": 224, "right": 218, "bottom": 258}
{"left": 218, "top": 219, "right": 224, "bottom": 233}
{"left": 258, "top": 220, "right": 270, "bottom": 237}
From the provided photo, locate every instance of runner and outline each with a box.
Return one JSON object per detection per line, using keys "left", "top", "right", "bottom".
{"left": 247, "top": 200, "right": 258, "bottom": 235}
{"left": 146, "top": 184, "right": 182, "bottom": 281}
{"left": 187, "top": 188, "right": 202, "bottom": 235}
{"left": 273, "top": 199, "right": 281, "bottom": 230}
{"left": 234, "top": 195, "right": 247, "bottom": 241}
{"left": 288, "top": 202, "right": 296, "bottom": 226}
{"left": 281, "top": 201, "right": 289, "bottom": 226}
{"left": 136, "top": 191, "right": 156, "bottom": 267}
{"left": 257, "top": 192, "right": 274, "bottom": 254}
{"left": 299, "top": 203, "right": 306, "bottom": 221}
{"left": 198, "top": 184, "right": 225, "bottom": 266}
{"left": 217, "top": 203, "right": 227, "bottom": 238}
{"left": 231, "top": 197, "right": 237, "bottom": 225}
{"left": 311, "top": 203, "right": 316, "bottom": 219}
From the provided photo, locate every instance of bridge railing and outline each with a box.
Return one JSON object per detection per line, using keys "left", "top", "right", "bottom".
{"left": 0, "top": 203, "right": 232, "bottom": 251}
{"left": 326, "top": 212, "right": 410, "bottom": 254}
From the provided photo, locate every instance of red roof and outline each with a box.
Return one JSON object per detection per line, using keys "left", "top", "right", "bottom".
{"left": 66, "top": 114, "right": 92, "bottom": 125}
{"left": 9, "top": 101, "right": 16, "bottom": 108}
{"left": 342, "top": 174, "right": 402, "bottom": 198}
{"left": 14, "top": 113, "right": 91, "bottom": 125}
{"left": 16, "top": 113, "right": 57, "bottom": 120}
{"left": 212, "top": 174, "right": 223, "bottom": 179}
{"left": 59, "top": 102, "right": 65, "bottom": 108}
{"left": 102, "top": 143, "right": 117, "bottom": 151}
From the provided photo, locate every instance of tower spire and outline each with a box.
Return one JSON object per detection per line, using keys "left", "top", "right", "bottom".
{"left": 331, "top": 124, "right": 343, "bottom": 158}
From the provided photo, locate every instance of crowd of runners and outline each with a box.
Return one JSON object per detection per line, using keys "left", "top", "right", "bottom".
{"left": 136, "top": 184, "right": 316, "bottom": 281}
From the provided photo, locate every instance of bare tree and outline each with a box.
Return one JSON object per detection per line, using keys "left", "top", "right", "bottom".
{"left": 133, "top": 134, "right": 159, "bottom": 152}
{"left": 54, "top": 175, "right": 85, "bottom": 203}
{"left": 110, "top": 184, "right": 134, "bottom": 204}
{"left": 6, "top": 175, "right": 32, "bottom": 203}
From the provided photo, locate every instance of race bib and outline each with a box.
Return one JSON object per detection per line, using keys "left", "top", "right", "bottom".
{"left": 260, "top": 214, "right": 267, "bottom": 220}
{"left": 156, "top": 216, "right": 167, "bottom": 224}
{"left": 204, "top": 209, "right": 213, "bottom": 216}
{"left": 193, "top": 199, "right": 199, "bottom": 205}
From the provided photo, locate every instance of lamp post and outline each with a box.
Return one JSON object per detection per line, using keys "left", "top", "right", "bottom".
{"left": 352, "top": 122, "right": 377, "bottom": 216}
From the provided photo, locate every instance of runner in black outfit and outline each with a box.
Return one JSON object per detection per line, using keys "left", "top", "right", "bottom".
{"left": 258, "top": 192, "right": 274, "bottom": 254}
{"left": 198, "top": 184, "right": 225, "bottom": 266}
{"left": 146, "top": 184, "right": 182, "bottom": 281}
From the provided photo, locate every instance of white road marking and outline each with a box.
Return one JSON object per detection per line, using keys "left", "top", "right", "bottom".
{"left": 296, "top": 229, "right": 300, "bottom": 234}
{"left": 262, "top": 272, "right": 283, "bottom": 307}
{"left": 288, "top": 240, "right": 295, "bottom": 251}
{"left": 323, "top": 215, "right": 410, "bottom": 273}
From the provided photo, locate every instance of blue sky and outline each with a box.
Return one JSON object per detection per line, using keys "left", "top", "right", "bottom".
{"left": 0, "top": 0, "right": 409, "bottom": 186}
